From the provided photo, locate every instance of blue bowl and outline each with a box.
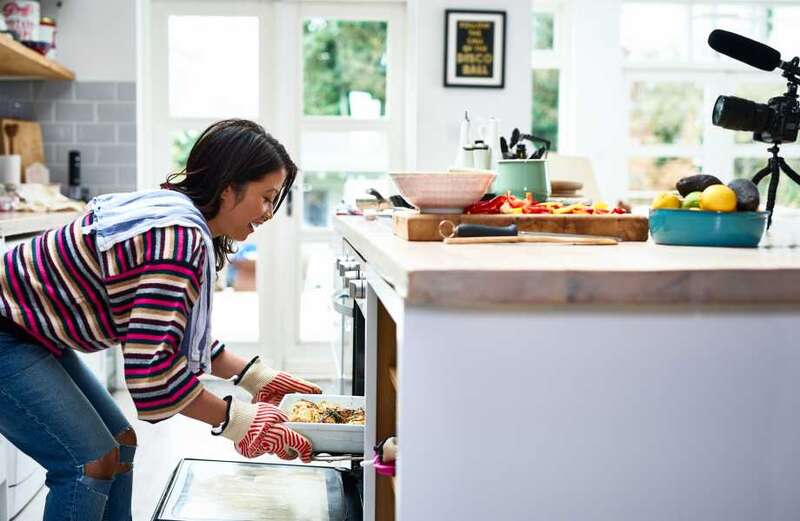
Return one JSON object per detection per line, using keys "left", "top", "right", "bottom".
{"left": 649, "top": 209, "right": 769, "bottom": 248}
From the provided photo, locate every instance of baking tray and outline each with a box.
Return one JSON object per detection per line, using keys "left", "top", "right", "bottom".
{"left": 279, "top": 394, "right": 365, "bottom": 455}
{"left": 151, "top": 458, "right": 352, "bottom": 521}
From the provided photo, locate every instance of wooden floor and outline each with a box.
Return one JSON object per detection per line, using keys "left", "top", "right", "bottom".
{"left": 14, "top": 376, "right": 342, "bottom": 521}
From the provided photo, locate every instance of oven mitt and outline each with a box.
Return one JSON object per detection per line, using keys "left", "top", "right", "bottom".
{"left": 214, "top": 396, "right": 313, "bottom": 462}
{"left": 235, "top": 356, "right": 322, "bottom": 405}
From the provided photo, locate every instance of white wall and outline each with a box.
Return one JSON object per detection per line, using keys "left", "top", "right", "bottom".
{"left": 406, "top": 0, "right": 532, "bottom": 171}
{"left": 41, "top": 0, "right": 136, "bottom": 82}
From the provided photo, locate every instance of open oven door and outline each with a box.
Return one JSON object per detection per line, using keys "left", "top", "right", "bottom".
{"left": 151, "top": 458, "right": 362, "bottom": 521}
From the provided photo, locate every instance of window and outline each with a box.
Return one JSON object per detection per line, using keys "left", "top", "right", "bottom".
{"left": 168, "top": 16, "right": 259, "bottom": 118}
{"left": 303, "top": 19, "right": 388, "bottom": 118}
{"left": 531, "top": 3, "right": 563, "bottom": 151}
{"left": 622, "top": 1, "right": 800, "bottom": 208}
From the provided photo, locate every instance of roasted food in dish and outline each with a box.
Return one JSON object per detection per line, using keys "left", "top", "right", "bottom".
{"left": 289, "top": 400, "right": 366, "bottom": 425}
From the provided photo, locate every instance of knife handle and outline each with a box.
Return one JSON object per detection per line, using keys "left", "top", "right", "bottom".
{"left": 455, "top": 223, "right": 518, "bottom": 237}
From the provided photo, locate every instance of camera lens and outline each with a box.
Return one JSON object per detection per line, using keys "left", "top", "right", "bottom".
{"left": 712, "top": 95, "right": 772, "bottom": 132}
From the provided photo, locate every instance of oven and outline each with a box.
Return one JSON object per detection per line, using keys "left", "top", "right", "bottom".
{"left": 332, "top": 240, "right": 366, "bottom": 397}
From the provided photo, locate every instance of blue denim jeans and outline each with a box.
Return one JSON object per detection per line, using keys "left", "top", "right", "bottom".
{"left": 0, "top": 328, "right": 134, "bottom": 521}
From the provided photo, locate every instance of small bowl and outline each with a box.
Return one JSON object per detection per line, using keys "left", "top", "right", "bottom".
{"left": 21, "top": 40, "right": 52, "bottom": 56}
{"left": 388, "top": 171, "right": 496, "bottom": 214}
{"left": 649, "top": 209, "right": 769, "bottom": 248}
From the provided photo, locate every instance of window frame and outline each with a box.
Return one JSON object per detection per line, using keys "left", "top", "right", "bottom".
{"left": 531, "top": 0, "right": 569, "bottom": 152}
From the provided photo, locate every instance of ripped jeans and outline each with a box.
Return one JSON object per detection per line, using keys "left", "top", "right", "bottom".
{"left": 0, "top": 328, "right": 134, "bottom": 521}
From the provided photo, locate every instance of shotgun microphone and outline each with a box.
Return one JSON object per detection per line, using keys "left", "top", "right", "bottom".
{"left": 708, "top": 29, "right": 782, "bottom": 72}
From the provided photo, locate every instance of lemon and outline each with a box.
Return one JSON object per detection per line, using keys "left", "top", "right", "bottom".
{"left": 700, "top": 185, "right": 737, "bottom": 212}
{"left": 651, "top": 192, "right": 681, "bottom": 209}
{"left": 681, "top": 191, "right": 702, "bottom": 209}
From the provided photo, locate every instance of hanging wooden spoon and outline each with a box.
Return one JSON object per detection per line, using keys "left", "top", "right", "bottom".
{"left": 4, "top": 123, "right": 19, "bottom": 155}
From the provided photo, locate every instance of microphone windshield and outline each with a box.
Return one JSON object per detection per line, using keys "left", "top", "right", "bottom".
{"left": 708, "top": 29, "right": 781, "bottom": 71}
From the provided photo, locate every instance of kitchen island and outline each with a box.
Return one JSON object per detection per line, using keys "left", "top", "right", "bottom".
{"left": 334, "top": 214, "right": 800, "bottom": 521}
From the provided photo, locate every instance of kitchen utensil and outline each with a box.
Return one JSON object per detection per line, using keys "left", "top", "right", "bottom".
{"left": 439, "top": 221, "right": 619, "bottom": 245}
{"left": 388, "top": 171, "right": 495, "bottom": 214}
{"left": 493, "top": 159, "right": 550, "bottom": 200}
{"left": 393, "top": 212, "right": 650, "bottom": 242}
{"left": 649, "top": 208, "right": 768, "bottom": 248}
{"left": 278, "top": 394, "right": 365, "bottom": 454}
{"left": 388, "top": 194, "right": 414, "bottom": 209}
{"left": 4, "top": 122, "right": 18, "bottom": 154}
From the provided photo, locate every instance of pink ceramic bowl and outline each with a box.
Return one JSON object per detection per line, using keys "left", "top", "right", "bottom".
{"left": 388, "top": 171, "right": 496, "bottom": 214}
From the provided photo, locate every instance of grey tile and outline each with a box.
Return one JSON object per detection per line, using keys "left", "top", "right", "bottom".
{"left": 43, "top": 144, "right": 55, "bottom": 164}
{"left": 41, "top": 123, "right": 74, "bottom": 143}
{"left": 97, "top": 103, "right": 135, "bottom": 122}
{"left": 56, "top": 144, "right": 96, "bottom": 165}
{"left": 0, "top": 100, "right": 33, "bottom": 119}
{"left": 0, "top": 81, "right": 33, "bottom": 100}
{"left": 77, "top": 124, "right": 115, "bottom": 143}
{"left": 117, "top": 123, "right": 136, "bottom": 143}
{"left": 55, "top": 102, "right": 95, "bottom": 122}
{"left": 33, "top": 101, "right": 54, "bottom": 121}
{"left": 117, "top": 82, "right": 136, "bottom": 102}
{"left": 80, "top": 165, "right": 116, "bottom": 186}
{"left": 48, "top": 165, "right": 68, "bottom": 185}
{"left": 76, "top": 82, "right": 117, "bottom": 101}
{"left": 32, "top": 81, "right": 74, "bottom": 100}
{"left": 97, "top": 144, "right": 135, "bottom": 165}
{"left": 117, "top": 165, "right": 137, "bottom": 185}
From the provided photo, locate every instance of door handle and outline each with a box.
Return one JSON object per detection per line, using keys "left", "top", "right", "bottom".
{"left": 331, "top": 289, "right": 353, "bottom": 315}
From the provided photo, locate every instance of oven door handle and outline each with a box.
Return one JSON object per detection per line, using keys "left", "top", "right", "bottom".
{"left": 331, "top": 289, "right": 354, "bottom": 316}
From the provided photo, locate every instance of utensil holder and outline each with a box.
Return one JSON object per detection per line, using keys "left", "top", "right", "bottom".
{"left": 493, "top": 159, "right": 550, "bottom": 200}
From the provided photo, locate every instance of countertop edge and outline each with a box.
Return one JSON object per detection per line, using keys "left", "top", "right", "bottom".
{"left": 0, "top": 211, "right": 83, "bottom": 237}
{"left": 334, "top": 215, "right": 800, "bottom": 307}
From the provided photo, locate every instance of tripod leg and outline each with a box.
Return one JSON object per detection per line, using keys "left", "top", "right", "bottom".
{"left": 778, "top": 158, "right": 800, "bottom": 185}
{"left": 766, "top": 159, "right": 781, "bottom": 228}
{"left": 752, "top": 163, "right": 772, "bottom": 185}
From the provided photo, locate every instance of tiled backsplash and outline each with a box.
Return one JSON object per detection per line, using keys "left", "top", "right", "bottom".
{"left": 0, "top": 81, "right": 136, "bottom": 196}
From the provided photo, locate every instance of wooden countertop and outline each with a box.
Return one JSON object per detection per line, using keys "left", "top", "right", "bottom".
{"left": 334, "top": 214, "right": 800, "bottom": 307}
{"left": 0, "top": 211, "right": 82, "bottom": 237}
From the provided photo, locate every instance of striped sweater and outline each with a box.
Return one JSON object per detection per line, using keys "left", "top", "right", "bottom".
{"left": 0, "top": 212, "right": 224, "bottom": 422}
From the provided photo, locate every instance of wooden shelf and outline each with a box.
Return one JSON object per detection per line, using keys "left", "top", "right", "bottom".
{"left": 0, "top": 36, "right": 75, "bottom": 80}
{"left": 389, "top": 367, "right": 398, "bottom": 391}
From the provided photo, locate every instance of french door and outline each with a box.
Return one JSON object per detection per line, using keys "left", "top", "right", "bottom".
{"left": 142, "top": 0, "right": 405, "bottom": 373}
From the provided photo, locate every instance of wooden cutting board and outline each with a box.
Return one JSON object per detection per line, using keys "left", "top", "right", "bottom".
{"left": 0, "top": 119, "right": 45, "bottom": 180}
{"left": 393, "top": 212, "right": 650, "bottom": 242}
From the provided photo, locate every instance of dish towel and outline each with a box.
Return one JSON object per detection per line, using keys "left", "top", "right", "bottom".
{"left": 82, "top": 189, "right": 215, "bottom": 374}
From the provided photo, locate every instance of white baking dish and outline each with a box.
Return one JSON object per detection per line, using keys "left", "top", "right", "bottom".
{"left": 278, "top": 394, "right": 366, "bottom": 455}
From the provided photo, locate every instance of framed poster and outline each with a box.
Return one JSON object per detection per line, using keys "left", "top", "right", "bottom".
{"left": 444, "top": 9, "right": 506, "bottom": 88}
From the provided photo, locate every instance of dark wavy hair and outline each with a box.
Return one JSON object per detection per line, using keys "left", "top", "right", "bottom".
{"left": 161, "top": 119, "right": 297, "bottom": 271}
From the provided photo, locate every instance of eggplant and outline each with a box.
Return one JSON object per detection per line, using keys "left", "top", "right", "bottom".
{"left": 676, "top": 174, "right": 723, "bottom": 197}
{"left": 728, "top": 178, "right": 760, "bottom": 211}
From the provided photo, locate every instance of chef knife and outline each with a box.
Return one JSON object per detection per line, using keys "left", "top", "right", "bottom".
{"left": 444, "top": 223, "right": 619, "bottom": 245}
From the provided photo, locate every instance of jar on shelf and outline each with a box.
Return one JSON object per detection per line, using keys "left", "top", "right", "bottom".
{"left": 39, "top": 15, "right": 56, "bottom": 60}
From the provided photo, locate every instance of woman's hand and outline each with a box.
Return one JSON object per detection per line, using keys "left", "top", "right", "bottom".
{"left": 235, "top": 356, "right": 322, "bottom": 405}
{"left": 216, "top": 398, "right": 313, "bottom": 462}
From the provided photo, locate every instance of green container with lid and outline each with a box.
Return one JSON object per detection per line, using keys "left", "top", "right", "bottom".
{"left": 492, "top": 159, "right": 550, "bottom": 201}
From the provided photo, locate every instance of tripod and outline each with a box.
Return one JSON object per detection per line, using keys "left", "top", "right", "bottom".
{"left": 751, "top": 143, "right": 800, "bottom": 228}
